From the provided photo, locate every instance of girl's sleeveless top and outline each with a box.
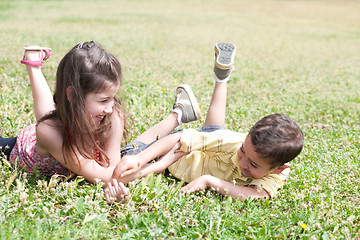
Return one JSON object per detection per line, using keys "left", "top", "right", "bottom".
{"left": 9, "top": 124, "right": 69, "bottom": 177}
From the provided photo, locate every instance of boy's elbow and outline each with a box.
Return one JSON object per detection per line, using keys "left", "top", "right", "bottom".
{"left": 232, "top": 186, "right": 271, "bottom": 201}
{"left": 247, "top": 187, "right": 271, "bottom": 201}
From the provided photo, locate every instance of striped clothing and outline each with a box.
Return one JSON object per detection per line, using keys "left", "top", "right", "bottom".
{"left": 168, "top": 129, "right": 289, "bottom": 197}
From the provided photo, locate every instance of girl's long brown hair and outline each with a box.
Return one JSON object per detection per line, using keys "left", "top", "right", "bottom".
{"left": 38, "top": 41, "right": 130, "bottom": 167}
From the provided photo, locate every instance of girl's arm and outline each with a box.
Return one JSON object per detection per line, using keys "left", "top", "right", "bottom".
{"left": 102, "top": 111, "right": 124, "bottom": 167}
{"left": 104, "top": 143, "right": 187, "bottom": 203}
{"left": 112, "top": 132, "right": 183, "bottom": 178}
{"left": 114, "top": 142, "right": 187, "bottom": 183}
{"left": 36, "top": 121, "right": 118, "bottom": 184}
{"left": 182, "top": 175, "right": 270, "bottom": 201}
{"left": 23, "top": 50, "right": 55, "bottom": 121}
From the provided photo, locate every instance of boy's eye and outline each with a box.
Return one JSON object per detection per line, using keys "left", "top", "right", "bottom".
{"left": 250, "top": 161, "right": 258, "bottom": 168}
{"left": 240, "top": 146, "right": 245, "bottom": 153}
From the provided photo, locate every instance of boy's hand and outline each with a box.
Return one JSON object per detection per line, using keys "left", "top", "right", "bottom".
{"left": 104, "top": 179, "right": 130, "bottom": 204}
{"left": 113, "top": 155, "right": 142, "bottom": 178}
{"left": 157, "top": 142, "right": 187, "bottom": 167}
{"left": 181, "top": 175, "right": 211, "bottom": 193}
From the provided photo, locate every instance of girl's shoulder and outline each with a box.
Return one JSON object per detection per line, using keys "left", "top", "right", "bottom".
{"left": 36, "top": 119, "right": 62, "bottom": 141}
{"left": 37, "top": 118, "right": 62, "bottom": 129}
{"left": 36, "top": 119, "right": 63, "bottom": 155}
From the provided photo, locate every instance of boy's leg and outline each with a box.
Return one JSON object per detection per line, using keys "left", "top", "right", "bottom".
{"left": 203, "top": 43, "right": 236, "bottom": 127}
{"left": 133, "top": 113, "right": 178, "bottom": 144}
{"left": 134, "top": 85, "right": 201, "bottom": 144}
{"left": 203, "top": 82, "right": 228, "bottom": 127}
{"left": 213, "top": 43, "right": 237, "bottom": 82}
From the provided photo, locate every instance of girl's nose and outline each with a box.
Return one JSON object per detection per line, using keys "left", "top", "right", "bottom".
{"left": 104, "top": 106, "right": 113, "bottom": 114}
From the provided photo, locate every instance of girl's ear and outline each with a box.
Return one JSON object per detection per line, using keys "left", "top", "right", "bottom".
{"left": 66, "top": 86, "right": 73, "bottom": 102}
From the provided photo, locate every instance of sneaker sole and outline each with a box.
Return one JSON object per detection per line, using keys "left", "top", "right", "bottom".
{"left": 177, "top": 84, "right": 201, "bottom": 120}
{"left": 215, "top": 43, "right": 236, "bottom": 69}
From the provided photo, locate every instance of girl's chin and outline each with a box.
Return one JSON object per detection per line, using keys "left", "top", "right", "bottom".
{"left": 88, "top": 119, "right": 101, "bottom": 129}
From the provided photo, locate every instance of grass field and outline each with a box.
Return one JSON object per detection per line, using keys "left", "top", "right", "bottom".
{"left": 1, "top": 0, "right": 360, "bottom": 239}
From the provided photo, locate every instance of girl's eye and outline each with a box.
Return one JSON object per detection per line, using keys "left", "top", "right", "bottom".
{"left": 102, "top": 97, "right": 115, "bottom": 103}
{"left": 240, "top": 146, "right": 245, "bottom": 153}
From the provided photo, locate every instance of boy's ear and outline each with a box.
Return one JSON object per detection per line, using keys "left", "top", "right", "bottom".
{"left": 273, "top": 164, "right": 290, "bottom": 174}
{"left": 66, "top": 86, "right": 73, "bottom": 102}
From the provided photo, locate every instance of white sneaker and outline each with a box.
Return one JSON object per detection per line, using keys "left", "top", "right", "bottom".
{"left": 214, "top": 43, "right": 237, "bottom": 80}
{"left": 173, "top": 85, "right": 201, "bottom": 123}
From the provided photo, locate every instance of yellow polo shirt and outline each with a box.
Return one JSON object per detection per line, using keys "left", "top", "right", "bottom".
{"left": 168, "top": 129, "right": 289, "bottom": 197}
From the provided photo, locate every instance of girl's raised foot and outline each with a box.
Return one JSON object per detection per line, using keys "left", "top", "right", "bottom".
{"left": 20, "top": 46, "right": 52, "bottom": 67}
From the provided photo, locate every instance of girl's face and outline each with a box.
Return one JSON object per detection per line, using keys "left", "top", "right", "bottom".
{"left": 84, "top": 84, "right": 119, "bottom": 128}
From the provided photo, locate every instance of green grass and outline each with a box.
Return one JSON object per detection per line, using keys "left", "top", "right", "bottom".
{"left": 1, "top": 0, "right": 360, "bottom": 238}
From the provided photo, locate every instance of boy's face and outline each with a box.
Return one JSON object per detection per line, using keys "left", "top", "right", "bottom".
{"left": 237, "top": 135, "right": 284, "bottom": 179}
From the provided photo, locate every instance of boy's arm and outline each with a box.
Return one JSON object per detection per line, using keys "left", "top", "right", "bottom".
{"left": 182, "top": 175, "right": 270, "bottom": 201}
{"left": 131, "top": 143, "right": 187, "bottom": 178}
{"left": 112, "top": 132, "right": 183, "bottom": 178}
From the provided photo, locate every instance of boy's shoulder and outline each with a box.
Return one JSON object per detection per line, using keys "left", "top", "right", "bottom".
{"left": 183, "top": 128, "right": 247, "bottom": 139}
{"left": 183, "top": 129, "right": 247, "bottom": 149}
{"left": 220, "top": 129, "right": 247, "bottom": 142}
{"left": 264, "top": 164, "right": 291, "bottom": 180}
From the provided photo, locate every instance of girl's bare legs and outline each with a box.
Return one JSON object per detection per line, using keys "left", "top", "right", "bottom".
{"left": 23, "top": 50, "right": 55, "bottom": 121}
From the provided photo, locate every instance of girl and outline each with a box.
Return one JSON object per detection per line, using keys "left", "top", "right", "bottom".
{"left": 0, "top": 41, "right": 126, "bottom": 183}
{"left": 0, "top": 41, "right": 200, "bottom": 185}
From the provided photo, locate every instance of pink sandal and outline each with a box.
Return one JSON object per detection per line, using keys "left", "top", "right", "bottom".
{"left": 20, "top": 46, "right": 52, "bottom": 67}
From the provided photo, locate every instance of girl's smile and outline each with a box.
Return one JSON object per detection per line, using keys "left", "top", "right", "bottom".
{"left": 84, "top": 84, "right": 120, "bottom": 127}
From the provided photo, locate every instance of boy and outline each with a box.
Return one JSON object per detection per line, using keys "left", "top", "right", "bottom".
{"left": 105, "top": 43, "right": 304, "bottom": 203}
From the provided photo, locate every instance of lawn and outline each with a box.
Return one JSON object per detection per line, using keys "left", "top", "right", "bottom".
{"left": 0, "top": 0, "right": 359, "bottom": 239}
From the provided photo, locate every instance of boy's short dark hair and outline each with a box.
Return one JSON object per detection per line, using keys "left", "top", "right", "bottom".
{"left": 248, "top": 114, "right": 304, "bottom": 168}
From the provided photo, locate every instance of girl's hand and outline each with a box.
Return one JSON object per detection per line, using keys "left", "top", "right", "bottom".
{"left": 113, "top": 155, "right": 142, "bottom": 178}
{"left": 104, "top": 179, "right": 130, "bottom": 204}
{"left": 181, "top": 175, "right": 211, "bottom": 193}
